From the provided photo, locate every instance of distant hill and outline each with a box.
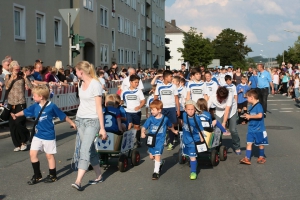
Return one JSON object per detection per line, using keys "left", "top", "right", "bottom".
{"left": 250, "top": 56, "right": 276, "bottom": 63}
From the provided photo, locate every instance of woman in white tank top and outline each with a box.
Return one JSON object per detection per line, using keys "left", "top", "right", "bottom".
{"left": 272, "top": 69, "right": 279, "bottom": 94}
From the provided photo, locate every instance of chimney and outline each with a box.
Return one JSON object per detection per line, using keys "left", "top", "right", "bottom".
{"left": 171, "top": 19, "right": 176, "bottom": 26}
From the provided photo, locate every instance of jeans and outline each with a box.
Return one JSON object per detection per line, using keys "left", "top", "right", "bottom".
{"left": 257, "top": 87, "right": 269, "bottom": 113}
{"left": 295, "top": 88, "right": 299, "bottom": 99}
{"left": 215, "top": 112, "right": 240, "bottom": 150}
{"left": 75, "top": 117, "right": 100, "bottom": 170}
{"left": 273, "top": 84, "right": 278, "bottom": 92}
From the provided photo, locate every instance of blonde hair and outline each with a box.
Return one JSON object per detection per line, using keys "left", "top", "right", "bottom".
{"left": 55, "top": 60, "right": 63, "bottom": 70}
{"left": 9, "top": 61, "right": 19, "bottom": 71}
{"left": 32, "top": 85, "right": 50, "bottom": 100}
{"left": 75, "top": 61, "right": 99, "bottom": 81}
{"left": 105, "top": 94, "right": 116, "bottom": 106}
{"left": 51, "top": 66, "right": 58, "bottom": 74}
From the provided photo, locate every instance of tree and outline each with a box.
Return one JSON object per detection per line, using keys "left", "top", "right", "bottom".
{"left": 212, "top": 28, "right": 252, "bottom": 68}
{"left": 165, "top": 46, "right": 171, "bottom": 62}
{"left": 276, "top": 36, "right": 300, "bottom": 65}
{"left": 177, "top": 27, "right": 214, "bottom": 67}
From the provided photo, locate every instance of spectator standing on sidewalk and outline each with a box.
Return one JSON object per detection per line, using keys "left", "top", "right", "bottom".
{"left": 256, "top": 64, "right": 274, "bottom": 118}
{"left": 2, "top": 58, "right": 11, "bottom": 76}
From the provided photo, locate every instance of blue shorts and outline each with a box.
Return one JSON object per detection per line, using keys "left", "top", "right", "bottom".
{"left": 183, "top": 145, "right": 197, "bottom": 158}
{"left": 126, "top": 112, "right": 141, "bottom": 125}
{"left": 162, "top": 107, "right": 177, "bottom": 124}
{"left": 148, "top": 145, "right": 164, "bottom": 156}
{"left": 247, "top": 131, "right": 269, "bottom": 146}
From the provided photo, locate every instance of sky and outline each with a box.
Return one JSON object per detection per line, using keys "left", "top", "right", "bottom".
{"left": 165, "top": 0, "right": 300, "bottom": 59}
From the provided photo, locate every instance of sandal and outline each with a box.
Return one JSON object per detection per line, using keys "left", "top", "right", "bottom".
{"left": 72, "top": 183, "right": 84, "bottom": 191}
{"left": 257, "top": 157, "right": 266, "bottom": 164}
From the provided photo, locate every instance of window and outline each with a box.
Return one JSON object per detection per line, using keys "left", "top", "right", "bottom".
{"left": 161, "top": 56, "right": 164, "bottom": 65}
{"left": 132, "top": 23, "right": 136, "bottom": 37}
{"left": 100, "top": 6, "right": 108, "bottom": 27}
{"left": 13, "top": 4, "right": 26, "bottom": 40}
{"left": 100, "top": 44, "right": 109, "bottom": 64}
{"left": 36, "top": 11, "right": 46, "bottom": 43}
{"left": 84, "top": 0, "right": 93, "bottom": 11}
{"left": 54, "top": 17, "right": 62, "bottom": 46}
{"left": 156, "top": 35, "right": 159, "bottom": 47}
{"left": 142, "top": 52, "right": 146, "bottom": 65}
{"left": 118, "top": 15, "right": 124, "bottom": 32}
{"left": 118, "top": 48, "right": 124, "bottom": 64}
{"left": 137, "top": 12, "right": 140, "bottom": 29}
{"left": 112, "top": 29, "right": 115, "bottom": 51}
{"left": 138, "top": 38, "right": 140, "bottom": 54}
{"left": 132, "top": 51, "right": 136, "bottom": 64}
{"left": 112, "top": 0, "right": 116, "bottom": 17}
{"left": 124, "top": 19, "right": 128, "bottom": 34}
{"left": 126, "top": 0, "right": 130, "bottom": 6}
{"left": 125, "top": 49, "right": 128, "bottom": 64}
{"left": 131, "top": 0, "right": 136, "bottom": 10}
{"left": 127, "top": 50, "right": 131, "bottom": 64}
{"left": 152, "top": 12, "right": 155, "bottom": 23}
{"left": 153, "top": 54, "right": 156, "bottom": 63}
{"left": 141, "top": 3, "right": 145, "bottom": 16}
{"left": 128, "top": 21, "right": 131, "bottom": 35}
{"left": 141, "top": 27, "right": 145, "bottom": 41}
{"left": 147, "top": 52, "right": 151, "bottom": 66}
{"left": 152, "top": 33, "right": 155, "bottom": 44}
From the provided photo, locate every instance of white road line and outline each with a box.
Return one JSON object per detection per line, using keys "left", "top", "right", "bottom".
{"left": 271, "top": 109, "right": 278, "bottom": 110}
{"left": 279, "top": 111, "right": 292, "bottom": 112}
{"left": 269, "top": 104, "right": 277, "bottom": 105}
{"left": 280, "top": 108, "right": 294, "bottom": 109}
{"left": 281, "top": 104, "right": 290, "bottom": 105}
{"left": 267, "top": 100, "right": 292, "bottom": 102}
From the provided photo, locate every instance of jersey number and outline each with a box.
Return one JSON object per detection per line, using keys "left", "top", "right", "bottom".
{"left": 105, "top": 115, "right": 113, "bottom": 127}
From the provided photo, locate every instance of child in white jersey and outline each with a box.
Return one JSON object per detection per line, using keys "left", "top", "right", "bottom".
{"left": 146, "top": 85, "right": 157, "bottom": 118}
{"left": 186, "top": 68, "right": 208, "bottom": 102}
{"left": 224, "top": 75, "right": 237, "bottom": 103}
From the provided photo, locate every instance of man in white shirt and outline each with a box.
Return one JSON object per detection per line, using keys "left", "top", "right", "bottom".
{"left": 121, "top": 67, "right": 144, "bottom": 93}
{"left": 2, "top": 59, "right": 11, "bottom": 77}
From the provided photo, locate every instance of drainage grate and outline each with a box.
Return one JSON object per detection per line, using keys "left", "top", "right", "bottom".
{"left": 265, "top": 126, "right": 293, "bottom": 130}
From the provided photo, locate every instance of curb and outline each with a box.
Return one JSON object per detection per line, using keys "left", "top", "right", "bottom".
{"left": 0, "top": 116, "right": 76, "bottom": 140}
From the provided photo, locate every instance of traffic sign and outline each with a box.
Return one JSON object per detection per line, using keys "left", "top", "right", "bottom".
{"left": 59, "top": 8, "right": 80, "bottom": 26}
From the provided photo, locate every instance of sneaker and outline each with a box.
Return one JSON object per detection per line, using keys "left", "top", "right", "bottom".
{"left": 159, "top": 160, "right": 165, "bottom": 173}
{"left": 235, "top": 149, "right": 242, "bottom": 155}
{"left": 167, "top": 143, "right": 174, "bottom": 151}
{"left": 27, "top": 174, "right": 42, "bottom": 185}
{"left": 240, "top": 157, "right": 251, "bottom": 165}
{"left": 257, "top": 157, "right": 266, "bottom": 164}
{"left": 20, "top": 144, "right": 27, "bottom": 151}
{"left": 152, "top": 173, "right": 159, "bottom": 180}
{"left": 190, "top": 172, "right": 197, "bottom": 180}
{"left": 72, "top": 183, "right": 84, "bottom": 191}
{"left": 44, "top": 175, "right": 58, "bottom": 183}
{"left": 14, "top": 147, "right": 21, "bottom": 152}
{"left": 88, "top": 177, "right": 104, "bottom": 185}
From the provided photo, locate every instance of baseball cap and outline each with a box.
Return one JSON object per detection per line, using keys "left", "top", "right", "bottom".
{"left": 185, "top": 100, "right": 200, "bottom": 112}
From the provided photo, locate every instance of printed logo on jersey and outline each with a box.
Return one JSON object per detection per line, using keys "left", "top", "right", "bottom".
{"left": 161, "top": 90, "right": 172, "bottom": 95}
{"left": 127, "top": 95, "right": 137, "bottom": 100}
{"left": 152, "top": 125, "right": 164, "bottom": 133}
{"left": 183, "top": 123, "right": 193, "bottom": 132}
{"left": 228, "top": 88, "right": 232, "bottom": 92}
{"left": 208, "top": 87, "right": 212, "bottom": 91}
{"left": 192, "top": 89, "right": 202, "bottom": 94}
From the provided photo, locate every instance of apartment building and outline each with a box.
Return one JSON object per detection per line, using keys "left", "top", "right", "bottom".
{"left": 165, "top": 19, "right": 185, "bottom": 70}
{"left": 73, "top": 0, "right": 165, "bottom": 68}
{"left": 0, "top": 0, "right": 165, "bottom": 69}
{"left": 0, "top": 0, "right": 69, "bottom": 66}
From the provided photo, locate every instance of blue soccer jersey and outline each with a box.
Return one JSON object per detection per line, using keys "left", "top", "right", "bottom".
{"left": 237, "top": 83, "right": 250, "bottom": 104}
{"left": 118, "top": 105, "right": 127, "bottom": 125}
{"left": 23, "top": 102, "right": 66, "bottom": 140}
{"left": 248, "top": 103, "right": 266, "bottom": 133}
{"left": 103, "top": 106, "right": 121, "bottom": 133}
{"left": 182, "top": 112, "right": 204, "bottom": 147}
{"left": 143, "top": 115, "right": 172, "bottom": 155}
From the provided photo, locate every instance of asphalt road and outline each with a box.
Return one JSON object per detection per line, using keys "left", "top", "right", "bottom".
{"left": 0, "top": 94, "right": 300, "bottom": 200}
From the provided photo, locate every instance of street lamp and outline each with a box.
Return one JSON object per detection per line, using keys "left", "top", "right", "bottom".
{"left": 284, "top": 29, "right": 300, "bottom": 34}
{"left": 268, "top": 40, "right": 284, "bottom": 64}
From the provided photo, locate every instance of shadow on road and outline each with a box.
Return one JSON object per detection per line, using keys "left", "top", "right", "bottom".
{"left": 0, "top": 195, "right": 7, "bottom": 199}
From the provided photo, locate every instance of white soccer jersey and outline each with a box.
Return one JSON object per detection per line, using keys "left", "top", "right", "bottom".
{"left": 218, "top": 73, "right": 226, "bottom": 86}
{"left": 206, "top": 80, "right": 219, "bottom": 97}
{"left": 155, "top": 83, "right": 178, "bottom": 108}
{"left": 226, "top": 72, "right": 233, "bottom": 78}
{"left": 186, "top": 80, "right": 207, "bottom": 102}
{"left": 178, "top": 86, "right": 187, "bottom": 111}
{"left": 121, "top": 88, "right": 145, "bottom": 113}
{"left": 224, "top": 84, "right": 237, "bottom": 103}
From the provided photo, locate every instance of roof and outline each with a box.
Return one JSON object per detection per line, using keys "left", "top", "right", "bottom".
{"left": 165, "top": 20, "right": 185, "bottom": 34}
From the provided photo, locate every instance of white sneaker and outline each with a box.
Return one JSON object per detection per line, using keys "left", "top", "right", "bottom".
{"left": 14, "top": 147, "right": 21, "bottom": 152}
{"left": 20, "top": 144, "right": 27, "bottom": 151}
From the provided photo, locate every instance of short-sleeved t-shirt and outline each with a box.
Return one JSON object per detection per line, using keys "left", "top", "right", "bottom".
{"left": 248, "top": 103, "right": 265, "bottom": 133}
{"left": 257, "top": 70, "right": 272, "bottom": 88}
{"left": 206, "top": 80, "right": 219, "bottom": 97}
{"left": 98, "top": 77, "right": 106, "bottom": 94}
{"left": 182, "top": 112, "right": 204, "bottom": 147}
{"left": 178, "top": 86, "right": 187, "bottom": 111}
{"left": 146, "top": 94, "right": 155, "bottom": 108}
{"left": 207, "top": 93, "right": 237, "bottom": 118}
{"left": 155, "top": 79, "right": 163, "bottom": 85}
{"left": 32, "top": 71, "right": 42, "bottom": 81}
{"left": 121, "top": 76, "right": 144, "bottom": 91}
{"left": 143, "top": 115, "right": 172, "bottom": 143}
{"left": 77, "top": 79, "right": 103, "bottom": 118}
{"left": 121, "top": 88, "right": 145, "bottom": 113}
{"left": 103, "top": 106, "right": 121, "bottom": 133}
{"left": 218, "top": 73, "right": 226, "bottom": 86}
{"left": 224, "top": 84, "right": 237, "bottom": 98}
{"left": 249, "top": 75, "right": 258, "bottom": 89}
{"left": 155, "top": 83, "right": 178, "bottom": 108}
{"left": 187, "top": 80, "right": 207, "bottom": 102}
{"left": 23, "top": 102, "right": 66, "bottom": 140}
{"left": 237, "top": 83, "right": 250, "bottom": 104}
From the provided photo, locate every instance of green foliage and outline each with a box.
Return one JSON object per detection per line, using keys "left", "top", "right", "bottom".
{"left": 165, "top": 46, "right": 171, "bottom": 62}
{"left": 177, "top": 27, "right": 214, "bottom": 67}
{"left": 212, "top": 28, "right": 252, "bottom": 68}
{"left": 276, "top": 36, "right": 300, "bottom": 65}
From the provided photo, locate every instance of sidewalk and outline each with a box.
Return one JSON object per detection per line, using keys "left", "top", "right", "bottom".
{"left": 0, "top": 115, "right": 76, "bottom": 139}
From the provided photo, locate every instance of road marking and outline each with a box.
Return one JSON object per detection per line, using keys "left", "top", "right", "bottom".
{"left": 281, "top": 104, "right": 290, "bottom": 105}
{"left": 269, "top": 104, "right": 277, "bottom": 105}
{"left": 279, "top": 111, "right": 292, "bottom": 112}
{"left": 271, "top": 109, "right": 278, "bottom": 110}
{"left": 267, "top": 100, "right": 292, "bottom": 102}
{"left": 281, "top": 108, "right": 293, "bottom": 109}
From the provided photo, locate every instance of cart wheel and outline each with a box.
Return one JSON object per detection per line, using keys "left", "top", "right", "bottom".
{"left": 219, "top": 146, "right": 227, "bottom": 161}
{"left": 211, "top": 150, "right": 220, "bottom": 166}
{"left": 178, "top": 148, "right": 186, "bottom": 164}
{"left": 118, "top": 154, "right": 128, "bottom": 172}
{"left": 131, "top": 150, "right": 140, "bottom": 166}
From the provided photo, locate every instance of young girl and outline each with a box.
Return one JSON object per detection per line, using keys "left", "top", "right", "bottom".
{"left": 294, "top": 74, "right": 299, "bottom": 101}
{"left": 288, "top": 75, "right": 294, "bottom": 98}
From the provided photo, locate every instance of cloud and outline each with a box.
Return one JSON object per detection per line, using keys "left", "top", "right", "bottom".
{"left": 268, "top": 34, "right": 282, "bottom": 42}
{"left": 255, "top": 0, "right": 285, "bottom": 16}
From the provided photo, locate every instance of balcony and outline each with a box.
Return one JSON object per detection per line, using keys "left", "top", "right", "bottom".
{"left": 147, "top": 17, "right": 151, "bottom": 28}
{"left": 147, "top": 41, "right": 151, "bottom": 51}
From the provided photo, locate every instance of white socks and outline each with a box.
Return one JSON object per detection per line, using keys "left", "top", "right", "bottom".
{"left": 154, "top": 160, "right": 160, "bottom": 173}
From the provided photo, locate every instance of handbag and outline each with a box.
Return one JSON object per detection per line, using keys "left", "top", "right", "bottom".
{"left": 30, "top": 101, "right": 49, "bottom": 142}
{"left": 0, "top": 75, "right": 18, "bottom": 121}
{"left": 146, "top": 116, "right": 165, "bottom": 147}
{"left": 186, "top": 114, "right": 208, "bottom": 153}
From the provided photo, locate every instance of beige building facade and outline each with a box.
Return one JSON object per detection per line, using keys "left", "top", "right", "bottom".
{"left": 0, "top": 0, "right": 69, "bottom": 66}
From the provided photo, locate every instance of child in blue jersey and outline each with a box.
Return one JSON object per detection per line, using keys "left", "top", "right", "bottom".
{"left": 114, "top": 94, "right": 127, "bottom": 132}
{"left": 186, "top": 68, "right": 208, "bottom": 102}
{"left": 103, "top": 94, "right": 123, "bottom": 133}
{"left": 237, "top": 76, "right": 250, "bottom": 124}
{"left": 121, "top": 75, "right": 146, "bottom": 147}
{"left": 141, "top": 100, "right": 177, "bottom": 180}
{"left": 154, "top": 70, "right": 180, "bottom": 150}
{"left": 240, "top": 89, "right": 268, "bottom": 165}
{"left": 11, "top": 85, "right": 76, "bottom": 185}
{"left": 146, "top": 85, "right": 157, "bottom": 118}
{"left": 182, "top": 100, "right": 205, "bottom": 180}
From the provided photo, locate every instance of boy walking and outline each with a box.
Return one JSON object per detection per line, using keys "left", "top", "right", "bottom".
{"left": 186, "top": 68, "right": 208, "bottom": 102}
{"left": 154, "top": 70, "right": 180, "bottom": 150}
{"left": 237, "top": 76, "right": 250, "bottom": 124}
{"left": 240, "top": 89, "right": 268, "bottom": 165}
{"left": 11, "top": 85, "right": 76, "bottom": 184}
{"left": 141, "top": 100, "right": 177, "bottom": 180}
